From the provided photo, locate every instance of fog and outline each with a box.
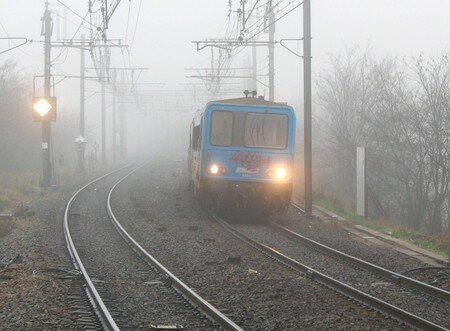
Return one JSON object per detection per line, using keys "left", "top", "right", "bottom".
{"left": 0, "top": 1, "right": 449, "bottom": 231}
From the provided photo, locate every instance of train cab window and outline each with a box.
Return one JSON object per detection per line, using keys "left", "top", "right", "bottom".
{"left": 210, "top": 111, "right": 233, "bottom": 146}
{"left": 192, "top": 125, "right": 201, "bottom": 150}
{"left": 244, "top": 112, "right": 288, "bottom": 149}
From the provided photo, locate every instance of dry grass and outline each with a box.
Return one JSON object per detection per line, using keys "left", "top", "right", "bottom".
{"left": 0, "top": 172, "right": 39, "bottom": 239}
{"left": 0, "top": 219, "right": 15, "bottom": 238}
{"left": 0, "top": 172, "right": 39, "bottom": 209}
{"left": 314, "top": 195, "right": 450, "bottom": 258}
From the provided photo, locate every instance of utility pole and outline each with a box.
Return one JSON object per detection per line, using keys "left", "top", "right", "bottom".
{"left": 119, "top": 102, "right": 126, "bottom": 160}
{"left": 101, "top": 54, "right": 107, "bottom": 165}
{"left": 250, "top": 0, "right": 258, "bottom": 92}
{"left": 112, "top": 69, "right": 117, "bottom": 163}
{"left": 42, "top": 1, "right": 52, "bottom": 187}
{"left": 268, "top": 0, "right": 275, "bottom": 101}
{"left": 303, "top": 0, "right": 313, "bottom": 216}
{"left": 252, "top": 41, "right": 257, "bottom": 91}
{"left": 77, "top": 34, "right": 86, "bottom": 172}
{"left": 86, "top": 66, "right": 147, "bottom": 164}
{"left": 118, "top": 71, "right": 127, "bottom": 161}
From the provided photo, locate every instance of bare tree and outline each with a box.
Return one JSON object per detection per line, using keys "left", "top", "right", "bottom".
{"left": 0, "top": 60, "right": 40, "bottom": 172}
{"left": 315, "top": 49, "right": 450, "bottom": 233}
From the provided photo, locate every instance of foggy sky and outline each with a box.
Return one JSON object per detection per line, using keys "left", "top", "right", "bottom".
{"left": 1, "top": 1, "right": 449, "bottom": 106}
{"left": 1, "top": 0, "right": 450, "bottom": 156}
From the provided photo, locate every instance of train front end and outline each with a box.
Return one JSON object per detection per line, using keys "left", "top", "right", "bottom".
{"left": 199, "top": 98, "right": 296, "bottom": 215}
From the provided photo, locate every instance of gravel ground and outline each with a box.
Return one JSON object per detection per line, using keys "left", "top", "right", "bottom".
{"left": 68, "top": 169, "right": 218, "bottom": 330}
{"left": 111, "top": 159, "right": 407, "bottom": 331}
{"left": 278, "top": 210, "right": 430, "bottom": 273}
{"left": 0, "top": 173, "right": 104, "bottom": 330}
{"left": 401, "top": 267, "right": 450, "bottom": 291}
{"left": 277, "top": 209, "right": 450, "bottom": 294}
{"left": 233, "top": 222, "right": 450, "bottom": 329}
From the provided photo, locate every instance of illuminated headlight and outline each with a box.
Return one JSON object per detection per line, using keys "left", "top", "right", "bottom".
{"left": 210, "top": 164, "right": 219, "bottom": 174}
{"left": 209, "top": 163, "right": 227, "bottom": 175}
{"left": 274, "top": 167, "right": 287, "bottom": 180}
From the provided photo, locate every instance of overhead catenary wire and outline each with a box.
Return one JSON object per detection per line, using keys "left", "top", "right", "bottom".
{"left": 246, "top": 0, "right": 303, "bottom": 41}
{"left": 0, "top": 22, "right": 38, "bottom": 57}
{"left": 124, "top": 0, "right": 132, "bottom": 44}
{"left": 55, "top": 0, "right": 96, "bottom": 29}
{"left": 52, "top": 9, "right": 91, "bottom": 65}
{"left": 129, "top": 0, "right": 142, "bottom": 53}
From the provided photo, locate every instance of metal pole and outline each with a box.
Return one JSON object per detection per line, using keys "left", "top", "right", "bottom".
{"left": 251, "top": 0, "right": 258, "bottom": 92}
{"left": 119, "top": 105, "right": 124, "bottom": 160}
{"left": 42, "top": 1, "right": 52, "bottom": 187}
{"left": 112, "top": 69, "right": 117, "bottom": 163}
{"left": 123, "top": 108, "right": 127, "bottom": 159}
{"left": 252, "top": 44, "right": 257, "bottom": 91}
{"left": 118, "top": 70, "right": 125, "bottom": 161}
{"left": 268, "top": 0, "right": 275, "bottom": 101}
{"left": 119, "top": 106, "right": 126, "bottom": 161}
{"left": 78, "top": 34, "right": 86, "bottom": 172}
{"left": 303, "top": 0, "right": 313, "bottom": 216}
{"left": 101, "top": 56, "right": 106, "bottom": 165}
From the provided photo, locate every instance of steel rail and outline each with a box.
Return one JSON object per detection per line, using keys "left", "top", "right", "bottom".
{"left": 64, "top": 167, "right": 131, "bottom": 331}
{"left": 290, "top": 201, "right": 450, "bottom": 301}
{"left": 212, "top": 214, "right": 448, "bottom": 331}
{"left": 106, "top": 166, "right": 244, "bottom": 331}
{"left": 291, "top": 201, "right": 307, "bottom": 214}
{"left": 269, "top": 221, "right": 450, "bottom": 303}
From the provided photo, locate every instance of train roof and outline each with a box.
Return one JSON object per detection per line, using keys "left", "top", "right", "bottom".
{"left": 193, "top": 97, "right": 292, "bottom": 122}
{"left": 209, "top": 97, "right": 289, "bottom": 107}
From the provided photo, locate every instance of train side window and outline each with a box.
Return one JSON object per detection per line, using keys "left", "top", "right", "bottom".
{"left": 210, "top": 110, "right": 233, "bottom": 146}
{"left": 192, "top": 125, "right": 201, "bottom": 150}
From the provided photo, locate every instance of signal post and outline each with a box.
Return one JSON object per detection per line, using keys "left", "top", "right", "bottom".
{"left": 40, "top": 2, "right": 53, "bottom": 187}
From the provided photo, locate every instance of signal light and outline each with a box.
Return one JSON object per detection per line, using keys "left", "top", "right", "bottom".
{"left": 32, "top": 97, "right": 57, "bottom": 121}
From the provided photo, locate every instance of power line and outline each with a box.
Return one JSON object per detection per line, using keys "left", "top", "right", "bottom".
{"left": 52, "top": 9, "right": 90, "bottom": 65}
{"left": 246, "top": 1, "right": 303, "bottom": 40}
{"left": 55, "top": 0, "right": 95, "bottom": 29}
{"left": 129, "top": 0, "right": 142, "bottom": 52}
{"left": 0, "top": 37, "right": 31, "bottom": 55}
{"left": 124, "top": 0, "right": 132, "bottom": 43}
{"left": 0, "top": 23, "right": 37, "bottom": 57}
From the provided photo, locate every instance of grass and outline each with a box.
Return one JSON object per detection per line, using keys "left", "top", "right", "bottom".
{"left": 314, "top": 194, "right": 450, "bottom": 258}
{"left": 0, "top": 172, "right": 39, "bottom": 208}
{"left": 0, "top": 220, "right": 15, "bottom": 238}
{"left": 0, "top": 172, "right": 39, "bottom": 238}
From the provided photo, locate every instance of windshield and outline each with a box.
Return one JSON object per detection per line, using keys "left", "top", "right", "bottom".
{"left": 244, "top": 112, "right": 288, "bottom": 149}
{"left": 210, "top": 110, "right": 233, "bottom": 146}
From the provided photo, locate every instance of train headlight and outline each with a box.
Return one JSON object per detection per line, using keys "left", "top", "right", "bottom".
{"left": 209, "top": 163, "right": 227, "bottom": 175}
{"left": 274, "top": 167, "right": 287, "bottom": 180}
{"left": 210, "top": 164, "right": 219, "bottom": 174}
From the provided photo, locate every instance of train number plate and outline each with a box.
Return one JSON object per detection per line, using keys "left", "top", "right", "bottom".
{"left": 236, "top": 166, "right": 259, "bottom": 174}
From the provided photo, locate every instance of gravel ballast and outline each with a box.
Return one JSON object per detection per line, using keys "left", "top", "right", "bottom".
{"left": 111, "top": 159, "right": 408, "bottom": 330}
{"left": 68, "top": 169, "right": 219, "bottom": 330}
{"left": 233, "top": 222, "right": 450, "bottom": 328}
{"left": 0, "top": 173, "right": 104, "bottom": 330}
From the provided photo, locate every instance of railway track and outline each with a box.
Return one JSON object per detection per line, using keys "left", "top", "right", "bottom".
{"left": 64, "top": 166, "right": 243, "bottom": 331}
{"left": 268, "top": 221, "right": 450, "bottom": 303}
{"left": 291, "top": 202, "right": 448, "bottom": 266}
{"left": 211, "top": 214, "right": 449, "bottom": 331}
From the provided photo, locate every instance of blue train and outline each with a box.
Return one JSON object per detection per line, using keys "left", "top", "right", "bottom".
{"left": 188, "top": 95, "right": 296, "bottom": 215}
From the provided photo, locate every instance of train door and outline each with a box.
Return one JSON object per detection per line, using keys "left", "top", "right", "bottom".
{"left": 191, "top": 119, "right": 202, "bottom": 196}
{"left": 188, "top": 121, "right": 193, "bottom": 176}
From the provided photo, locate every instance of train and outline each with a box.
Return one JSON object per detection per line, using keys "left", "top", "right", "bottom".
{"left": 188, "top": 95, "right": 296, "bottom": 216}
